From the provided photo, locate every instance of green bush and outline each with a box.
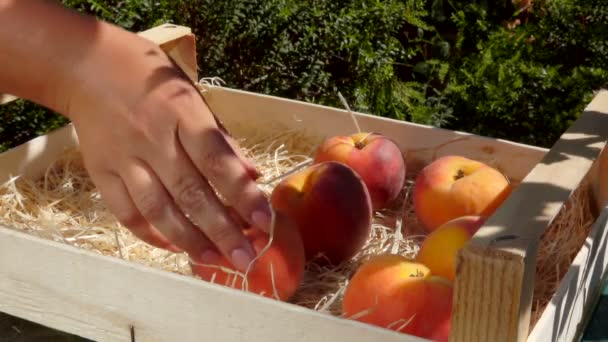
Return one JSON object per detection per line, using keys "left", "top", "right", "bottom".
{"left": 0, "top": 100, "right": 69, "bottom": 152}
{"left": 1, "top": 0, "right": 607, "bottom": 154}
{"left": 439, "top": 0, "right": 608, "bottom": 146}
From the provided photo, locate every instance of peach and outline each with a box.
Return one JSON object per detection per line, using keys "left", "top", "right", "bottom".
{"left": 342, "top": 254, "right": 452, "bottom": 340}
{"left": 312, "top": 132, "right": 406, "bottom": 210}
{"left": 429, "top": 317, "right": 451, "bottom": 342}
{"left": 415, "top": 276, "right": 453, "bottom": 341}
{"left": 190, "top": 211, "right": 306, "bottom": 301}
{"left": 413, "top": 155, "right": 511, "bottom": 231}
{"left": 416, "top": 215, "right": 486, "bottom": 282}
{"left": 270, "top": 161, "right": 373, "bottom": 264}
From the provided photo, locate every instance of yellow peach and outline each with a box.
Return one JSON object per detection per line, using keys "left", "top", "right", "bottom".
{"left": 416, "top": 215, "right": 486, "bottom": 282}
{"left": 413, "top": 155, "right": 511, "bottom": 231}
{"left": 342, "top": 254, "right": 452, "bottom": 340}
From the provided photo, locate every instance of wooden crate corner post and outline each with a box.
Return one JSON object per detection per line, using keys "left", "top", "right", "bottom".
{"left": 137, "top": 23, "right": 199, "bottom": 83}
{"left": 451, "top": 89, "right": 608, "bottom": 342}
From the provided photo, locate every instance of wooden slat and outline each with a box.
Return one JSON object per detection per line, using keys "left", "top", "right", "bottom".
{"left": 0, "top": 124, "right": 78, "bottom": 184}
{"left": 0, "top": 225, "right": 427, "bottom": 342}
{"left": 138, "top": 24, "right": 198, "bottom": 83}
{"left": 451, "top": 89, "right": 608, "bottom": 342}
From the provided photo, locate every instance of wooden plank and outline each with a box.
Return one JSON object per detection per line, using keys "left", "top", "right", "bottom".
{"left": 451, "top": 89, "right": 608, "bottom": 342}
{"left": 201, "top": 86, "right": 548, "bottom": 183}
{"left": 0, "top": 225, "right": 426, "bottom": 342}
{"left": 138, "top": 24, "right": 198, "bottom": 83}
{"left": 0, "top": 124, "right": 78, "bottom": 184}
{"left": 527, "top": 209, "right": 608, "bottom": 342}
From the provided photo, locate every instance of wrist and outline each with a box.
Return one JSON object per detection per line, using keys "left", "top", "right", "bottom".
{"left": 65, "top": 28, "right": 182, "bottom": 125}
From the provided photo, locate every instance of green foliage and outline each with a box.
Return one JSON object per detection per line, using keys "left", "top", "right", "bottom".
{"left": 190, "top": 0, "right": 452, "bottom": 125}
{"left": 0, "top": 100, "right": 68, "bottom": 153}
{"left": 1, "top": 0, "right": 608, "bottom": 154}
{"left": 440, "top": 0, "right": 608, "bottom": 146}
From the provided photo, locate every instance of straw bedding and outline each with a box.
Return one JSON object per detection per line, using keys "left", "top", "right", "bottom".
{"left": 0, "top": 86, "right": 596, "bottom": 332}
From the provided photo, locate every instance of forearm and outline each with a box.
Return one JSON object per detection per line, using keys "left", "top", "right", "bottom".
{"left": 0, "top": 1, "right": 164, "bottom": 120}
{"left": 0, "top": 1, "right": 96, "bottom": 113}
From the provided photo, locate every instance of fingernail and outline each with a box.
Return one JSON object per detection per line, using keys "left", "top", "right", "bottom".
{"left": 251, "top": 202, "right": 272, "bottom": 232}
{"left": 248, "top": 165, "right": 263, "bottom": 180}
{"left": 231, "top": 248, "right": 255, "bottom": 272}
{"left": 200, "top": 249, "right": 221, "bottom": 265}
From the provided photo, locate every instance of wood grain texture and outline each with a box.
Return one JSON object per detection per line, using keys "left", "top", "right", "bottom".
{"left": 138, "top": 24, "right": 198, "bottom": 83}
{"left": 0, "top": 124, "right": 78, "bottom": 184}
{"left": 451, "top": 90, "right": 608, "bottom": 342}
{"left": 452, "top": 245, "right": 525, "bottom": 342}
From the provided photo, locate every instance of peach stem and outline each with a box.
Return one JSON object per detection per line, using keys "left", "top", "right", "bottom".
{"left": 338, "top": 91, "right": 362, "bottom": 134}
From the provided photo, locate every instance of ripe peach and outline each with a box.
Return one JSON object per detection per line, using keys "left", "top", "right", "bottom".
{"left": 312, "top": 132, "right": 406, "bottom": 210}
{"left": 416, "top": 215, "right": 486, "bottom": 282}
{"left": 190, "top": 211, "right": 306, "bottom": 301}
{"left": 342, "top": 254, "right": 452, "bottom": 340}
{"left": 413, "top": 155, "right": 511, "bottom": 231}
{"left": 429, "top": 316, "right": 451, "bottom": 342}
{"left": 415, "top": 276, "right": 453, "bottom": 341}
{"left": 270, "top": 161, "right": 373, "bottom": 264}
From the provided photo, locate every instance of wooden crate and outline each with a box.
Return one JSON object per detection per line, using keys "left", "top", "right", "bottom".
{"left": 1, "top": 23, "right": 608, "bottom": 342}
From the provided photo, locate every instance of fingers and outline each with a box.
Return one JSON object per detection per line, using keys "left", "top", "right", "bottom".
{"left": 148, "top": 136, "right": 258, "bottom": 272}
{"left": 221, "top": 129, "right": 262, "bottom": 181}
{"left": 87, "top": 169, "right": 181, "bottom": 253}
{"left": 118, "top": 157, "right": 221, "bottom": 264}
{"left": 211, "top": 113, "right": 261, "bottom": 180}
{"left": 177, "top": 117, "right": 273, "bottom": 234}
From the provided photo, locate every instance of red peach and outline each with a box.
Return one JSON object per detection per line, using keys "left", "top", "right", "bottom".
{"left": 190, "top": 211, "right": 306, "bottom": 301}
{"left": 270, "top": 161, "right": 373, "bottom": 264}
{"left": 413, "top": 155, "right": 511, "bottom": 231}
{"left": 313, "top": 132, "right": 406, "bottom": 210}
{"left": 342, "top": 254, "right": 452, "bottom": 340}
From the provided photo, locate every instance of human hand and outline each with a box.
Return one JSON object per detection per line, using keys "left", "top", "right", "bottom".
{"left": 63, "top": 26, "right": 272, "bottom": 272}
